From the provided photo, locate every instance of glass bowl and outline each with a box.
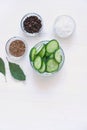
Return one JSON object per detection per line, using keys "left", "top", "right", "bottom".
{"left": 29, "top": 40, "right": 65, "bottom": 76}
{"left": 5, "top": 36, "right": 27, "bottom": 60}
{"left": 20, "top": 13, "right": 43, "bottom": 36}
{"left": 54, "top": 15, "right": 76, "bottom": 38}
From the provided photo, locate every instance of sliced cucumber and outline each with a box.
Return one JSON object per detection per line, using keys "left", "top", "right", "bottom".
{"left": 45, "top": 51, "right": 50, "bottom": 57}
{"left": 38, "top": 45, "right": 45, "bottom": 57}
{"left": 38, "top": 61, "right": 46, "bottom": 73}
{"left": 33, "top": 56, "right": 42, "bottom": 70}
{"left": 30, "top": 47, "right": 37, "bottom": 61}
{"left": 36, "top": 44, "right": 44, "bottom": 54}
{"left": 30, "top": 39, "right": 63, "bottom": 74}
{"left": 55, "top": 49, "right": 62, "bottom": 63}
{"left": 49, "top": 54, "right": 54, "bottom": 58}
{"left": 46, "top": 59, "right": 59, "bottom": 73}
{"left": 46, "top": 40, "right": 59, "bottom": 54}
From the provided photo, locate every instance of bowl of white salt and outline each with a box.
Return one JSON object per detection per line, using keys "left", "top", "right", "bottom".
{"left": 54, "top": 15, "right": 76, "bottom": 38}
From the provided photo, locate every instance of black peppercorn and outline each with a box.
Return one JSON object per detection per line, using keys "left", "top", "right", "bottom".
{"left": 23, "top": 16, "right": 42, "bottom": 34}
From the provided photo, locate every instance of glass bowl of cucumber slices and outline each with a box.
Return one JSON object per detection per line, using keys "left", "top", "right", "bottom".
{"left": 29, "top": 39, "right": 65, "bottom": 76}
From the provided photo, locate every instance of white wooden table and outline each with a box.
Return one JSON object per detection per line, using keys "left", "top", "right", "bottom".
{"left": 0, "top": 0, "right": 87, "bottom": 129}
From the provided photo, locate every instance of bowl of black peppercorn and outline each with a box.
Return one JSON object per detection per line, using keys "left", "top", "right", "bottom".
{"left": 20, "top": 13, "right": 43, "bottom": 36}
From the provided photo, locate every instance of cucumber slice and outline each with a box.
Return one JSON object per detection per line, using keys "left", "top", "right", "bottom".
{"left": 49, "top": 54, "right": 54, "bottom": 58}
{"left": 33, "top": 56, "right": 42, "bottom": 70}
{"left": 45, "top": 51, "right": 50, "bottom": 57}
{"left": 46, "top": 40, "right": 59, "bottom": 54}
{"left": 38, "top": 45, "right": 45, "bottom": 57}
{"left": 38, "top": 61, "right": 46, "bottom": 73}
{"left": 30, "top": 47, "right": 37, "bottom": 61}
{"left": 46, "top": 59, "right": 59, "bottom": 73}
{"left": 55, "top": 49, "right": 62, "bottom": 63}
{"left": 36, "top": 44, "right": 43, "bottom": 53}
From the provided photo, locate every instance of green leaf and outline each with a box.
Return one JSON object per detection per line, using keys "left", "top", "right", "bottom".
{"left": 8, "top": 62, "right": 26, "bottom": 81}
{"left": 0, "top": 58, "right": 6, "bottom": 76}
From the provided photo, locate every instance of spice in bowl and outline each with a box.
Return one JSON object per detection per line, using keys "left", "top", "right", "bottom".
{"left": 6, "top": 37, "right": 26, "bottom": 60}
{"left": 54, "top": 15, "right": 76, "bottom": 38}
{"left": 21, "top": 13, "right": 42, "bottom": 36}
{"left": 9, "top": 40, "right": 25, "bottom": 57}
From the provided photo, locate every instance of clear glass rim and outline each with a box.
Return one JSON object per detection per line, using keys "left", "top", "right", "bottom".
{"left": 20, "top": 13, "right": 43, "bottom": 36}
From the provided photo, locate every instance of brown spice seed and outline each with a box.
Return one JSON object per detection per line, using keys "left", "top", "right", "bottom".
{"left": 9, "top": 40, "right": 26, "bottom": 57}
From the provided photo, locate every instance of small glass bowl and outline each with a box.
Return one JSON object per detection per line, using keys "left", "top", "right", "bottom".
{"left": 20, "top": 13, "right": 43, "bottom": 36}
{"left": 29, "top": 40, "right": 65, "bottom": 76}
{"left": 54, "top": 15, "right": 76, "bottom": 38}
{"left": 5, "top": 36, "right": 27, "bottom": 60}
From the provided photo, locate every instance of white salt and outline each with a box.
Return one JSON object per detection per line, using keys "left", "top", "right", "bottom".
{"left": 54, "top": 15, "right": 76, "bottom": 38}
